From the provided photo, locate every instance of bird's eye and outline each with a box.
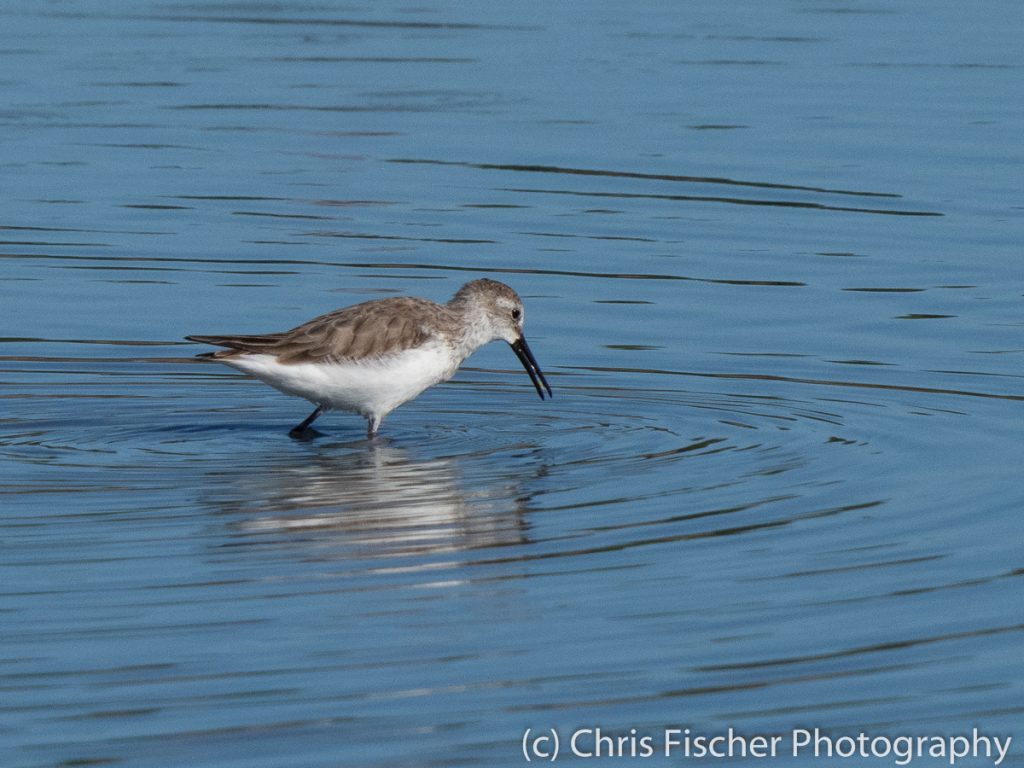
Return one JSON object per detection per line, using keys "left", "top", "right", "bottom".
{"left": 511, "top": 308, "right": 522, "bottom": 321}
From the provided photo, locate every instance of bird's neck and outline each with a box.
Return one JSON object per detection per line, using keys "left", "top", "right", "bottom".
{"left": 447, "top": 296, "right": 496, "bottom": 358}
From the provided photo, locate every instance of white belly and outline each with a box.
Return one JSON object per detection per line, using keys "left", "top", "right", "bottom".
{"left": 224, "top": 344, "right": 458, "bottom": 419}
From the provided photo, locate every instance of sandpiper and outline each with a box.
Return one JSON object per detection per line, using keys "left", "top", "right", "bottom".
{"left": 187, "top": 278, "right": 552, "bottom": 438}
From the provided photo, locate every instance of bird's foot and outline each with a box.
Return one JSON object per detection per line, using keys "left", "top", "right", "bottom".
{"left": 289, "top": 425, "right": 323, "bottom": 440}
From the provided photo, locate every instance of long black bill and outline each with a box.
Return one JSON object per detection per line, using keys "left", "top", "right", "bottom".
{"left": 510, "top": 336, "right": 552, "bottom": 400}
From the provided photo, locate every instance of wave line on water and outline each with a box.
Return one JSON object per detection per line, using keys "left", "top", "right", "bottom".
{"left": 0, "top": 253, "right": 809, "bottom": 286}
{"left": 572, "top": 366, "right": 1024, "bottom": 402}
{"left": 696, "top": 622, "right": 1024, "bottom": 672}
{"left": 501, "top": 187, "right": 943, "bottom": 217}
{"left": 42, "top": 11, "right": 538, "bottom": 31}
{"left": 387, "top": 158, "right": 904, "bottom": 199}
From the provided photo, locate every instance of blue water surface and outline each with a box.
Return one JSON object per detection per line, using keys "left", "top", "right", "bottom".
{"left": 1, "top": 2, "right": 1022, "bottom": 766}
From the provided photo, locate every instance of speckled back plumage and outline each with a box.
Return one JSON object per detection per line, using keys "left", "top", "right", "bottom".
{"left": 188, "top": 296, "right": 455, "bottom": 364}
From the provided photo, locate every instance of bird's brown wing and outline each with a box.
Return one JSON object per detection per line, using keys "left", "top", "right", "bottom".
{"left": 187, "top": 297, "right": 445, "bottom": 364}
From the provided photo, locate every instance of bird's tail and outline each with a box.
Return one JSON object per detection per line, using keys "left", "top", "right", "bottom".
{"left": 185, "top": 333, "right": 287, "bottom": 359}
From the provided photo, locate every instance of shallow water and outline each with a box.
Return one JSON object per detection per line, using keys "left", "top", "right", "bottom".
{"left": 2, "top": 2, "right": 1023, "bottom": 766}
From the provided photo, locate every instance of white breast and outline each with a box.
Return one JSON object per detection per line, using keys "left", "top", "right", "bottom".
{"left": 224, "top": 342, "right": 459, "bottom": 419}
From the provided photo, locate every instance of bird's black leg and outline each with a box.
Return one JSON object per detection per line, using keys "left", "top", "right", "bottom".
{"left": 289, "top": 405, "right": 324, "bottom": 438}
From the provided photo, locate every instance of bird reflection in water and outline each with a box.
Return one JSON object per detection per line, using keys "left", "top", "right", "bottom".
{"left": 203, "top": 439, "right": 532, "bottom": 559}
